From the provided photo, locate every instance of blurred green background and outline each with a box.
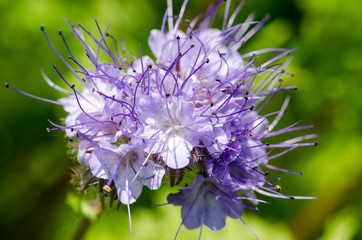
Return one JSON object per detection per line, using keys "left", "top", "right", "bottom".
{"left": 1, "top": 0, "right": 361, "bottom": 239}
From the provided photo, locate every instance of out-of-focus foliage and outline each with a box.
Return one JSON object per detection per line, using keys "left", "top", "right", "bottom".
{"left": 1, "top": 0, "right": 361, "bottom": 239}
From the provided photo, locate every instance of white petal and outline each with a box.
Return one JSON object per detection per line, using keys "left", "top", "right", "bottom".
{"left": 148, "top": 30, "right": 165, "bottom": 59}
{"left": 163, "top": 135, "right": 192, "bottom": 169}
{"left": 77, "top": 141, "right": 93, "bottom": 167}
{"left": 89, "top": 148, "right": 119, "bottom": 179}
{"left": 115, "top": 165, "right": 143, "bottom": 204}
{"left": 140, "top": 161, "right": 165, "bottom": 190}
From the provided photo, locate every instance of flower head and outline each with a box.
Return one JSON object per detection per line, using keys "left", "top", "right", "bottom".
{"left": 6, "top": 0, "right": 317, "bottom": 238}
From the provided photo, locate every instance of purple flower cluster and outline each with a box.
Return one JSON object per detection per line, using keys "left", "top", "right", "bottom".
{"left": 6, "top": 0, "right": 317, "bottom": 238}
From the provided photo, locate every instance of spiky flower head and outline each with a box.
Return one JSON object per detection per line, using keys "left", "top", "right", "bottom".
{"left": 6, "top": 0, "right": 317, "bottom": 238}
